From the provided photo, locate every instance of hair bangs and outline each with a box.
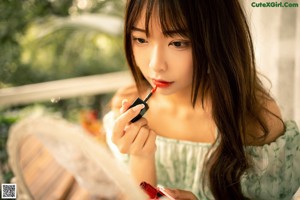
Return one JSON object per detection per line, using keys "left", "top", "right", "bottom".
{"left": 142, "top": 0, "right": 189, "bottom": 38}
{"left": 158, "top": 0, "right": 189, "bottom": 38}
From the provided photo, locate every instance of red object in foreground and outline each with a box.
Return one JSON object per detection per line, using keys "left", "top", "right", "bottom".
{"left": 140, "top": 182, "right": 165, "bottom": 199}
{"left": 151, "top": 85, "right": 158, "bottom": 93}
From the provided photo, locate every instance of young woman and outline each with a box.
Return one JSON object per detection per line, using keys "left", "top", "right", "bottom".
{"left": 103, "top": 0, "right": 300, "bottom": 199}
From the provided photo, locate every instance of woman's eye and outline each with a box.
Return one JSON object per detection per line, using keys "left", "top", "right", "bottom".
{"left": 132, "top": 37, "right": 148, "bottom": 44}
{"left": 169, "top": 41, "right": 190, "bottom": 49}
{"left": 172, "top": 42, "right": 183, "bottom": 47}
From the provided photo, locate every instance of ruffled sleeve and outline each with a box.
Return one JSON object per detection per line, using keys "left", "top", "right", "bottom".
{"left": 242, "top": 121, "right": 300, "bottom": 200}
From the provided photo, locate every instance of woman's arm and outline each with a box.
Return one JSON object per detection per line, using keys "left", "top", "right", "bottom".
{"left": 130, "top": 154, "right": 157, "bottom": 186}
{"left": 110, "top": 86, "right": 157, "bottom": 186}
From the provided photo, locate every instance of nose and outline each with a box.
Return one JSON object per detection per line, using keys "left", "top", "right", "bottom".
{"left": 148, "top": 44, "right": 167, "bottom": 72}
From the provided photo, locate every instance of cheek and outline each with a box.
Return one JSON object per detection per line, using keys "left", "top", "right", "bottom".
{"left": 171, "top": 51, "right": 193, "bottom": 78}
{"left": 132, "top": 47, "right": 147, "bottom": 70}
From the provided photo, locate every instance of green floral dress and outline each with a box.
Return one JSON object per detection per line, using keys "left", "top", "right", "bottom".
{"left": 103, "top": 112, "right": 300, "bottom": 200}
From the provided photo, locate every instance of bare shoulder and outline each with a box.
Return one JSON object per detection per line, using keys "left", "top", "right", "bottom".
{"left": 111, "top": 84, "right": 139, "bottom": 111}
{"left": 246, "top": 98, "right": 285, "bottom": 146}
{"left": 262, "top": 99, "right": 285, "bottom": 142}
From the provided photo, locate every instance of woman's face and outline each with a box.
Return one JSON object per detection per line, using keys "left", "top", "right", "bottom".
{"left": 131, "top": 10, "right": 193, "bottom": 95}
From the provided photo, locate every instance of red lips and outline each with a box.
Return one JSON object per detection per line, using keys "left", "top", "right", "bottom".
{"left": 153, "top": 79, "right": 173, "bottom": 88}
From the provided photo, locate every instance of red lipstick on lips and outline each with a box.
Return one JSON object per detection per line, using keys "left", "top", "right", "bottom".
{"left": 128, "top": 85, "right": 157, "bottom": 123}
{"left": 153, "top": 79, "right": 173, "bottom": 88}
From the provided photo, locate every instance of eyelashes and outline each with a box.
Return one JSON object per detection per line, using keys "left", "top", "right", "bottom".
{"left": 169, "top": 41, "right": 190, "bottom": 48}
{"left": 131, "top": 36, "right": 190, "bottom": 49}
{"left": 132, "top": 37, "right": 148, "bottom": 45}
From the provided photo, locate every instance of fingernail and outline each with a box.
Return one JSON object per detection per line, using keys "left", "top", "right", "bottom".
{"left": 157, "top": 186, "right": 165, "bottom": 190}
{"left": 124, "top": 125, "right": 130, "bottom": 132}
{"left": 157, "top": 186, "right": 176, "bottom": 200}
{"left": 132, "top": 104, "right": 145, "bottom": 111}
{"left": 122, "top": 99, "right": 128, "bottom": 106}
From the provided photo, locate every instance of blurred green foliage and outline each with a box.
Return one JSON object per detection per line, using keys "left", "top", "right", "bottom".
{"left": 0, "top": 0, "right": 126, "bottom": 183}
{"left": 0, "top": 114, "right": 18, "bottom": 183}
{"left": 0, "top": 0, "right": 125, "bottom": 87}
{"left": 1, "top": 0, "right": 72, "bottom": 86}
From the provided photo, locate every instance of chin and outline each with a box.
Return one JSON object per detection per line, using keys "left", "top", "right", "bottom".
{"left": 156, "top": 87, "right": 178, "bottom": 95}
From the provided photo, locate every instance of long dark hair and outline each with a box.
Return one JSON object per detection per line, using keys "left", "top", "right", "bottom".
{"left": 124, "top": 0, "right": 271, "bottom": 199}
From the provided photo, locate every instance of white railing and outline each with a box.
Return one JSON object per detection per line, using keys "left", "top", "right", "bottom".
{"left": 0, "top": 71, "right": 133, "bottom": 107}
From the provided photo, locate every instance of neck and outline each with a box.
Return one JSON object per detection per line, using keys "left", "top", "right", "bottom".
{"left": 152, "top": 87, "right": 211, "bottom": 117}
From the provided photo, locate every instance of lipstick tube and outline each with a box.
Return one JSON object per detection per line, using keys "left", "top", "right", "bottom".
{"left": 128, "top": 98, "right": 149, "bottom": 123}
{"left": 140, "top": 182, "right": 165, "bottom": 199}
{"left": 128, "top": 86, "right": 157, "bottom": 123}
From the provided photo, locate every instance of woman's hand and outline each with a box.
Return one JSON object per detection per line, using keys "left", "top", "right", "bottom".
{"left": 112, "top": 99, "right": 157, "bottom": 157}
{"left": 160, "top": 187, "right": 198, "bottom": 200}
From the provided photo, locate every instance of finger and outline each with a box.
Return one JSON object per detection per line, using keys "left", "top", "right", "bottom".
{"left": 122, "top": 118, "right": 148, "bottom": 142}
{"left": 120, "top": 99, "right": 129, "bottom": 113}
{"left": 142, "top": 130, "right": 157, "bottom": 153}
{"left": 130, "top": 126, "right": 150, "bottom": 154}
{"left": 157, "top": 186, "right": 176, "bottom": 200}
{"left": 122, "top": 99, "right": 128, "bottom": 106}
{"left": 117, "top": 118, "right": 148, "bottom": 153}
{"left": 112, "top": 104, "right": 145, "bottom": 140}
{"left": 163, "top": 189, "right": 198, "bottom": 200}
{"left": 123, "top": 101, "right": 132, "bottom": 111}
{"left": 124, "top": 117, "right": 148, "bottom": 132}
{"left": 117, "top": 131, "right": 136, "bottom": 154}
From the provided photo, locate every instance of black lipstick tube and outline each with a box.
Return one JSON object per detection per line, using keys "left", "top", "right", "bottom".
{"left": 128, "top": 86, "right": 157, "bottom": 123}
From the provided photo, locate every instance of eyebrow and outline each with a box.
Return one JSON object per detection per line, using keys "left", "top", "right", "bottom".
{"left": 131, "top": 26, "right": 146, "bottom": 33}
{"left": 131, "top": 26, "right": 188, "bottom": 37}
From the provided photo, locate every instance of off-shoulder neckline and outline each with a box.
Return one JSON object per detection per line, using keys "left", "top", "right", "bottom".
{"left": 156, "top": 120, "right": 299, "bottom": 148}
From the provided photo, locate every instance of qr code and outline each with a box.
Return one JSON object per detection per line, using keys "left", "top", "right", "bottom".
{"left": 1, "top": 184, "right": 17, "bottom": 199}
